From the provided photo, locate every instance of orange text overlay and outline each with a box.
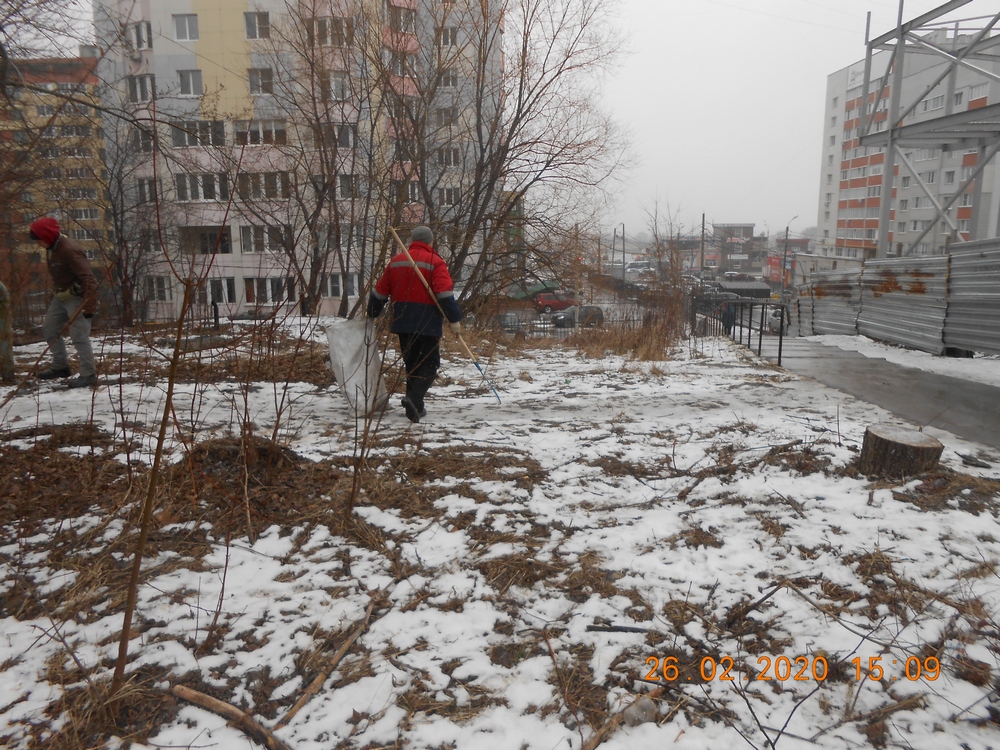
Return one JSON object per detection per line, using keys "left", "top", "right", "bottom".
{"left": 643, "top": 655, "right": 941, "bottom": 683}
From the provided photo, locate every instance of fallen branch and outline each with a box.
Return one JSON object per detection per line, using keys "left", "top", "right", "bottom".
{"left": 582, "top": 687, "right": 666, "bottom": 750}
{"left": 275, "top": 599, "right": 376, "bottom": 729}
{"left": 172, "top": 684, "right": 293, "bottom": 750}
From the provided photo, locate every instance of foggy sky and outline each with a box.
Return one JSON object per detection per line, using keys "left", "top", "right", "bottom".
{"left": 601, "top": 0, "right": 989, "bottom": 242}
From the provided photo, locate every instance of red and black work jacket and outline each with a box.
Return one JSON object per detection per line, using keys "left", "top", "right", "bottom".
{"left": 367, "top": 241, "right": 462, "bottom": 336}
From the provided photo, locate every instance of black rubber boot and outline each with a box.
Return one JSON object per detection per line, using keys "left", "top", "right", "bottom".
{"left": 38, "top": 367, "right": 72, "bottom": 380}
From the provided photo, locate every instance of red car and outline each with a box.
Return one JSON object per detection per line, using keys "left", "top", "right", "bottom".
{"left": 532, "top": 292, "right": 575, "bottom": 314}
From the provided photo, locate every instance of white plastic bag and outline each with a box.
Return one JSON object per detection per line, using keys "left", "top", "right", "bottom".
{"left": 326, "top": 318, "right": 388, "bottom": 416}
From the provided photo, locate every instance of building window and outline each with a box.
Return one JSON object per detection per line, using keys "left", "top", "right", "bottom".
{"left": 61, "top": 124, "right": 91, "bottom": 137}
{"left": 338, "top": 174, "right": 358, "bottom": 199}
{"left": 178, "top": 70, "right": 203, "bottom": 97}
{"left": 436, "top": 26, "right": 458, "bottom": 46}
{"left": 137, "top": 178, "right": 157, "bottom": 203}
{"left": 944, "top": 170, "right": 955, "bottom": 185}
{"left": 175, "top": 173, "right": 229, "bottom": 201}
{"left": 901, "top": 176, "right": 910, "bottom": 188}
{"left": 438, "top": 187, "right": 460, "bottom": 205}
{"left": 389, "top": 5, "right": 415, "bottom": 32}
{"left": 241, "top": 224, "right": 289, "bottom": 253}
{"left": 248, "top": 68, "right": 274, "bottom": 95}
{"left": 954, "top": 91, "right": 964, "bottom": 107}
{"left": 960, "top": 193, "right": 973, "bottom": 206}
{"left": 309, "top": 16, "right": 354, "bottom": 46}
{"left": 897, "top": 222, "right": 906, "bottom": 233}
{"left": 388, "top": 52, "right": 413, "bottom": 77}
{"left": 923, "top": 171, "right": 936, "bottom": 184}
{"left": 237, "top": 172, "right": 291, "bottom": 200}
{"left": 70, "top": 208, "right": 101, "bottom": 220}
{"left": 173, "top": 14, "right": 199, "bottom": 41}
{"left": 970, "top": 83, "right": 987, "bottom": 100}
{"left": 131, "top": 21, "right": 152, "bottom": 50}
{"left": 235, "top": 119, "right": 287, "bottom": 145}
{"left": 832, "top": 96, "right": 838, "bottom": 107}
{"left": 438, "top": 68, "right": 458, "bottom": 88}
{"left": 171, "top": 120, "right": 225, "bottom": 147}
{"left": 321, "top": 71, "right": 349, "bottom": 101}
{"left": 829, "top": 134, "right": 836, "bottom": 146}
{"left": 899, "top": 199, "right": 908, "bottom": 211}
{"left": 958, "top": 219, "right": 970, "bottom": 232}
{"left": 66, "top": 188, "right": 96, "bottom": 200}
{"left": 437, "top": 146, "right": 460, "bottom": 167}
{"left": 245, "top": 12, "right": 270, "bottom": 39}
{"left": 830, "top": 115, "right": 836, "bottom": 127}
{"left": 181, "top": 227, "right": 231, "bottom": 254}
{"left": 209, "top": 278, "right": 237, "bottom": 304}
{"left": 128, "top": 74, "right": 156, "bottom": 102}
{"left": 131, "top": 126, "right": 154, "bottom": 153}
{"left": 314, "top": 123, "right": 356, "bottom": 149}
{"left": 435, "top": 107, "right": 457, "bottom": 127}
{"left": 146, "top": 277, "right": 172, "bottom": 301}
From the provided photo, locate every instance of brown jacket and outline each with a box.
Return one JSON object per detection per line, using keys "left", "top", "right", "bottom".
{"left": 47, "top": 235, "right": 98, "bottom": 315}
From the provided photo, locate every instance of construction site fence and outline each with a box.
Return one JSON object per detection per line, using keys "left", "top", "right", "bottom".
{"left": 795, "top": 239, "right": 1000, "bottom": 356}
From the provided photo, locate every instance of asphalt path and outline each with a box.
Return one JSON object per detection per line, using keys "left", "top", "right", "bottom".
{"left": 752, "top": 330, "right": 1000, "bottom": 450}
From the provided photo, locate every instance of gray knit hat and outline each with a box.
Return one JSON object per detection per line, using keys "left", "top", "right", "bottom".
{"left": 411, "top": 226, "right": 434, "bottom": 245}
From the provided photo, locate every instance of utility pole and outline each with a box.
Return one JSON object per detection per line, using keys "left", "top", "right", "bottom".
{"left": 700, "top": 213, "right": 705, "bottom": 275}
{"left": 780, "top": 226, "right": 790, "bottom": 300}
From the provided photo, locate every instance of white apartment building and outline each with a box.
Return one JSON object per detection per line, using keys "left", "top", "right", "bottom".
{"left": 92, "top": 0, "right": 503, "bottom": 321}
{"left": 817, "top": 26, "right": 1000, "bottom": 261}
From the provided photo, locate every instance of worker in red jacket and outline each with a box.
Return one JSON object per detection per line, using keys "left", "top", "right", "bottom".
{"left": 29, "top": 217, "right": 99, "bottom": 388}
{"left": 367, "top": 226, "right": 462, "bottom": 423}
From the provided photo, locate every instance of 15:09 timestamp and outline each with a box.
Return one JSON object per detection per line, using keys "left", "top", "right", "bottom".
{"left": 642, "top": 654, "right": 941, "bottom": 683}
{"left": 852, "top": 655, "right": 940, "bottom": 681}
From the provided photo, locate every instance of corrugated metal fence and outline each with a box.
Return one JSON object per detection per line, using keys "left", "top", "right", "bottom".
{"left": 796, "top": 239, "right": 1000, "bottom": 355}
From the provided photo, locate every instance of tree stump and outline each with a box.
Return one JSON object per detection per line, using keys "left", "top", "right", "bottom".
{"left": 858, "top": 425, "right": 943, "bottom": 477}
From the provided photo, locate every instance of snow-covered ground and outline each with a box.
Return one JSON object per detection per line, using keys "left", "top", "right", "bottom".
{"left": 2, "top": 324, "right": 1000, "bottom": 750}
{"left": 808, "top": 334, "right": 1000, "bottom": 388}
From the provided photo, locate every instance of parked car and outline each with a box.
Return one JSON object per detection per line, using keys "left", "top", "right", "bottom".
{"left": 552, "top": 305, "right": 604, "bottom": 328}
{"left": 532, "top": 292, "right": 575, "bottom": 314}
{"left": 767, "top": 306, "right": 789, "bottom": 334}
{"left": 496, "top": 311, "right": 522, "bottom": 333}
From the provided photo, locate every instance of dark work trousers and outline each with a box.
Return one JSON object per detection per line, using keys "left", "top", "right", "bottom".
{"left": 397, "top": 332, "right": 441, "bottom": 410}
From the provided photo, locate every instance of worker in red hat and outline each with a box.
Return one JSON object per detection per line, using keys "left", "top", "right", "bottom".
{"left": 29, "top": 217, "right": 99, "bottom": 387}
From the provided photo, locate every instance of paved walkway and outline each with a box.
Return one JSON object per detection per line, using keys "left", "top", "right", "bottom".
{"left": 751, "top": 330, "right": 1000, "bottom": 450}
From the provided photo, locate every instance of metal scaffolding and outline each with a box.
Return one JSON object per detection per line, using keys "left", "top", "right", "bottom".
{"left": 857, "top": 0, "right": 1000, "bottom": 257}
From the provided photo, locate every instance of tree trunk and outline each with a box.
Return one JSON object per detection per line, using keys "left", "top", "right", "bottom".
{"left": 858, "top": 425, "right": 943, "bottom": 478}
{"left": 0, "top": 281, "right": 13, "bottom": 382}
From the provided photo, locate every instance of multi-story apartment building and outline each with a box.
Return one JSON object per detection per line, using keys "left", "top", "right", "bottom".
{"left": 92, "top": 0, "right": 503, "bottom": 321}
{"left": 0, "top": 52, "right": 112, "bottom": 329}
{"left": 817, "top": 25, "right": 1000, "bottom": 260}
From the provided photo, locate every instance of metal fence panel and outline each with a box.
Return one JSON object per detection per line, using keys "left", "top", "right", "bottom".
{"left": 944, "top": 243, "right": 1000, "bottom": 355}
{"left": 810, "top": 270, "right": 861, "bottom": 335}
{"left": 858, "top": 258, "right": 948, "bottom": 354}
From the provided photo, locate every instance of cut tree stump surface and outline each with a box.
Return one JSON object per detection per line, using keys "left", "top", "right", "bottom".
{"left": 858, "top": 425, "right": 944, "bottom": 478}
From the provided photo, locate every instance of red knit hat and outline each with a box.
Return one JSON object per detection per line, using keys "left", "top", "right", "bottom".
{"left": 29, "top": 217, "right": 61, "bottom": 245}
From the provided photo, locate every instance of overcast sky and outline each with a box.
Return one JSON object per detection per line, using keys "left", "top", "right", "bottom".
{"left": 601, "top": 0, "right": 990, "bottom": 241}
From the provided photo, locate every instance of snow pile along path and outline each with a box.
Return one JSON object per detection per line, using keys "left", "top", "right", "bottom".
{"left": 2, "top": 329, "right": 1000, "bottom": 750}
